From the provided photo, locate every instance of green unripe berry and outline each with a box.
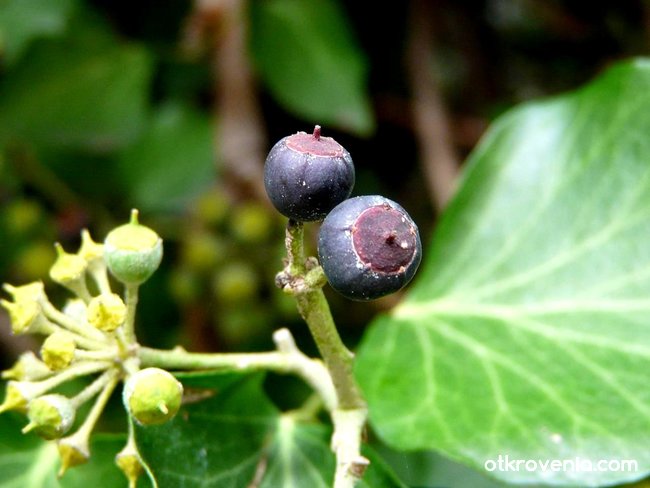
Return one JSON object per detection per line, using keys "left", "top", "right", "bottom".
{"left": 230, "top": 203, "right": 273, "bottom": 244}
{"left": 123, "top": 368, "right": 182, "bottom": 426}
{"left": 181, "top": 232, "right": 227, "bottom": 272}
{"left": 212, "top": 262, "right": 259, "bottom": 304}
{"left": 23, "top": 394, "right": 76, "bottom": 440}
{"left": 104, "top": 210, "right": 163, "bottom": 286}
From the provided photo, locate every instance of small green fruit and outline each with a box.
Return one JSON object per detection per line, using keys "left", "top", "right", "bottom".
{"left": 123, "top": 368, "right": 182, "bottom": 426}
{"left": 23, "top": 394, "right": 76, "bottom": 440}
{"left": 104, "top": 210, "right": 163, "bottom": 286}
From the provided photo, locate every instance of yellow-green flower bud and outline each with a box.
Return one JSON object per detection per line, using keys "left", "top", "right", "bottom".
{"left": 0, "top": 297, "right": 46, "bottom": 335}
{"left": 41, "top": 332, "right": 76, "bottom": 371}
{"left": 123, "top": 368, "right": 182, "bottom": 426}
{"left": 58, "top": 435, "right": 90, "bottom": 476}
{"left": 2, "top": 351, "right": 52, "bottom": 381}
{"left": 104, "top": 210, "right": 163, "bottom": 286}
{"left": 0, "top": 381, "right": 33, "bottom": 413}
{"left": 22, "top": 394, "right": 76, "bottom": 440}
{"left": 116, "top": 443, "right": 144, "bottom": 488}
{"left": 78, "top": 229, "right": 104, "bottom": 264}
{"left": 3, "top": 281, "right": 45, "bottom": 302}
{"left": 87, "top": 293, "right": 126, "bottom": 332}
{"left": 50, "top": 243, "right": 88, "bottom": 287}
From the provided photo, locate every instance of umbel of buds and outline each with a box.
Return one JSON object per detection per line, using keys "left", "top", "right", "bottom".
{"left": 0, "top": 210, "right": 178, "bottom": 485}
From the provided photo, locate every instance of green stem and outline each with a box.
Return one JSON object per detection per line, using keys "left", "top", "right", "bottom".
{"left": 140, "top": 348, "right": 287, "bottom": 371}
{"left": 70, "top": 369, "right": 117, "bottom": 409}
{"left": 88, "top": 262, "right": 112, "bottom": 295}
{"left": 283, "top": 220, "right": 369, "bottom": 487}
{"left": 75, "top": 374, "right": 120, "bottom": 439}
{"left": 285, "top": 220, "right": 365, "bottom": 410}
{"left": 123, "top": 284, "right": 139, "bottom": 344}
{"left": 28, "top": 361, "right": 112, "bottom": 399}
{"left": 41, "top": 299, "right": 107, "bottom": 343}
{"left": 139, "top": 327, "right": 337, "bottom": 411}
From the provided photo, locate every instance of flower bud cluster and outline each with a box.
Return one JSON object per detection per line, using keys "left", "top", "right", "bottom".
{"left": 0, "top": 210, "right": 178, "bottom": 486}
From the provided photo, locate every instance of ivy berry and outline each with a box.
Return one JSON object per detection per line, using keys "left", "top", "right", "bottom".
{"left": 318, "top": 195, "right": 422, "bottom": 300}
{"left": 264, "top": 126, "right": 355, "bottom": 222}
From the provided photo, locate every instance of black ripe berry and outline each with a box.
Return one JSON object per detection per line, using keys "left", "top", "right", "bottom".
{"left": 318, "top": 195, "right": 422, "bottom": 301}
{"left": 264, "top": 126, "right": 355, "bottom": 222}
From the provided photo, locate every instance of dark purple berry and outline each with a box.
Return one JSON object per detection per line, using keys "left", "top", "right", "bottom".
{"left": 318, "top": 195, "right": 422, "bottom": 301}
{"left": 264, "top": 126, "right": 355, "bottom": 222}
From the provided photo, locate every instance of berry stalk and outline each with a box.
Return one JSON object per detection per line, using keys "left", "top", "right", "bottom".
{"left": 284, "top": 220, "right": 364, "bottom": 410}
{"left": 281, "top": 220, "right": 369, "bottom": 487}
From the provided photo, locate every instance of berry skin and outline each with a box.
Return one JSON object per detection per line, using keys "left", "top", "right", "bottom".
{"left": 318, "top": 195, "right": 422, "bottom": 301}
{"left": 264, "top": 126, "right": 355, "bottom": 222}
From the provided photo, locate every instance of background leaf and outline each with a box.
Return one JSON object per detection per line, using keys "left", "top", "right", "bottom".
{"left": 136, "top": 374, "right": 404, "bottom": 487}
{"left": 0, "top": 0, "right": 75, "bottom": 65}
{"left": 356, "top": 58, "right": 650, "bottom": 486}
{"left": 0, "top": 27, "right": 151, "bottom": 152}
{"left": 115, "top": 102, "right": 216, "bottom": 213}
{"left": 0, "top": 411, "right": 149, "bottom": 487}
{"left": 250, "top": 0, "right": 374, "bottom": 136}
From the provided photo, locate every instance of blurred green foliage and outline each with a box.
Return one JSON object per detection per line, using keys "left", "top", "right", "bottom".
{"left": 0, "top": 0, "right": 648, "bottom": 486}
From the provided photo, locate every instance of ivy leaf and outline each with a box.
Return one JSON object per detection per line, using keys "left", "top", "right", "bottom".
{"left": 250, "top": 0, "right": 374, "bottom": 135}
{"left": 0, "top": 0, "right": 75, "bottom": 65}
{"left": 0, "top": 411, "right": 150, "bottom": 487}
{"left": 260, "top": 419, "right": 405, "bottom": 488}
{"left": 356, "top": 59, "right": 650, "bottom": 486}
{"left": 136, "top": 374, "right": 404, "bottom": 487}
{"left": 115, "top": 103, "right": 216, "bottom": 213}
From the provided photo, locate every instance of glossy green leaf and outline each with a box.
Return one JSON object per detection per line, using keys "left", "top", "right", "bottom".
{"left": 0, "top": 411, "right": 149, "bottom": 487}
{"left": 0, "top": 0, "right": 75, "bottom": 65}
{"left": 115, "top": 103, "right": 215, "bottom": 213}
{"left": 136, "top": 374, "right": 404, "bottom": 487}
{"left": 250, "top": 0, "right": 374, "bottom": 135}
{"left": 356, "top": 58, "right": 650, "bottom": 486}
{"left": 0, "top": 34, "right": 151, "bottom": 151}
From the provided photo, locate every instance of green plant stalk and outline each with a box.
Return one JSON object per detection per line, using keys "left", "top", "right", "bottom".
{"left": 74, "top": 374, "right": 120, "bottom": 441}
{"left": 41, "top": 299, "right": 107, "bottom": 342}
{"left": 139, "top": 328, "right": 337, "bottom": 411}
{"left": 70, "top": 369, "right": 117, "bottom": 409}
{"left": 284, "top": 220, "right": 369, "bottom": 487}
{"left": 285, "top": 220, "right": 365, "bottom": 410}
{"left": 29, "top": 360, "right": 113, "bottom": 399}
{"left": 122, "top": 284, "right": 139, "bottom": 344}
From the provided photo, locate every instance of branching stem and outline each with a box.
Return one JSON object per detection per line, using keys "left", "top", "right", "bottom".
{"left": 280, "top": 220, "right": 369, "bottom": 487}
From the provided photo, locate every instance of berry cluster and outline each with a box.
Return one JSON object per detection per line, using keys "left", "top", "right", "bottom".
{"left": 264, "top": 126, "right": 422, "bottom": 300}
